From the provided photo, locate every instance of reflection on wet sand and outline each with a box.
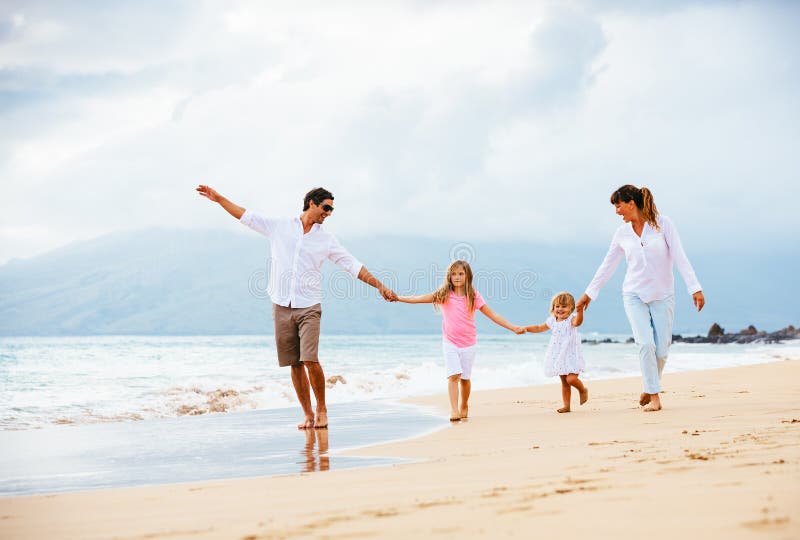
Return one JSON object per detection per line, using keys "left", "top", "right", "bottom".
{"left": 300, "top": 428, "right": 329, "bottom": 472}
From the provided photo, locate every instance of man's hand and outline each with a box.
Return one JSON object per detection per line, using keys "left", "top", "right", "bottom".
{"left": 196, "top": 185, "right": 246, "bottom": 219}
{"left": 576, "top": 293, "right": 591, "bottom": 312}
{"left": 196, "top": 184, "right": 221, "bottom": 203}
{"left": 380, "top": 288, "right": 398, "bottom": 302}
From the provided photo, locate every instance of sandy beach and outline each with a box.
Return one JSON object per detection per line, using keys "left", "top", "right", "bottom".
{"left": 1, "top": 360, "right": 798, "bottom": 539}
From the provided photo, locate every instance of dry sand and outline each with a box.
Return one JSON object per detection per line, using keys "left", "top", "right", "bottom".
{"left": 1, "top": 360, "right": 798, "bottom": 539}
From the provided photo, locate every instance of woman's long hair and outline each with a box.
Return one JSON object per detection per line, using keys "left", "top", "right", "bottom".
{"left": 610, "top": 184, "right": 660, "bottom": 230}
{"left": 432, "top": 260, "right": 477, "bottom": 312}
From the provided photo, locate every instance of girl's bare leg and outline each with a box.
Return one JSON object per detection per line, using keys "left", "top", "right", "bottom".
{"left": 448, "top": 374, "right": 461, "bottom": 421}
{"left": 459, "top": 379, "right": 471, "bottom": 419}
{"left": 558, "top": 375, "right": 571, "bottom": 413}
{"left": 566, "top": 373, "right": 588, "bottom": 405}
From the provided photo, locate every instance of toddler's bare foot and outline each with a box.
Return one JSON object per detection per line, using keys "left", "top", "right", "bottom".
{"left": 639, "top": 393, "right": 651, "bottom": 406}
{"left": 557, "top": 406, "right": 571, "bottom": 413}
{"left": 643, "top": 403, "right": 662, "bottom": 412}
{"left": 579, "top": 388, "right": 589, "bottom": 405}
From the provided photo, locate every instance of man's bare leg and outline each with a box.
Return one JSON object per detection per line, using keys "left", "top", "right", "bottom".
{"left": 459, "top": 379, "right": 471, "bottom": 419}
{"left": 304, "top": 361, "right": 328, "bottom": 428}
{"left": 290, "top": 363, "right": 315, "bottom": 429}
{"left": 448, "top": 374, "right": 461, "bottom": 421}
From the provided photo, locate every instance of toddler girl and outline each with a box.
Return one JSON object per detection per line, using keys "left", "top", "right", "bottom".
{"left": 525, "top": 292, "right": 588, "bottom": 413}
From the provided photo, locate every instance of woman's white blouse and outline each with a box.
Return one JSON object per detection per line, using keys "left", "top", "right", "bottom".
{"left": 585, "top": 215, "right": 701, "bottom": 304}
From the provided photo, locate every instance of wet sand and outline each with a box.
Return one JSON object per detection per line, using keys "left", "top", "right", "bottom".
{"left": 1, "top": 360, "right": 798, "bottom": 539}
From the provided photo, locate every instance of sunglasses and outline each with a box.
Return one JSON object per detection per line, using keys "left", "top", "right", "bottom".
{"left": 318, "top": 203, "right": 334, "bottom": 213}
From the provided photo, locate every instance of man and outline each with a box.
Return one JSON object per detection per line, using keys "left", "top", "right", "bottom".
{"left": 197, "top": 185, "right": 397, "bottom": 429}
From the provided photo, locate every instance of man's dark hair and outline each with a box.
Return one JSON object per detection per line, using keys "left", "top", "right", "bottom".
{"left": 303, "top": 187, "right": 334, "bottom": 210}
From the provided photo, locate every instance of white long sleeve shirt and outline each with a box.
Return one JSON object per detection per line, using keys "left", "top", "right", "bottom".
{"left": 585, "top": 215, "right": 701, "bottom": 304}
{"left": 240, "top": 210, "right": 363, "bottom": 308}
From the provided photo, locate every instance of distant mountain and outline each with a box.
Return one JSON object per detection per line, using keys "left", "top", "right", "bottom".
{"left": 0, "top": 228, "right": 796, "bottom": 336}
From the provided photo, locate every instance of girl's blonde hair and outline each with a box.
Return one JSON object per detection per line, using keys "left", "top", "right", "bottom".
{"left": 610, "top": 184, "right": 660, "bottom": 231}
{"left": 549, "top": 292, "right": 576, "bottom": 316}
{"left": 433, "top": 260, "right": 477, "bottom": 312}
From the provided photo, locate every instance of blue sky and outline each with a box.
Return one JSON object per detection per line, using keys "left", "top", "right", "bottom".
{"left": 1, "top": 1, "right": 799, "bottom": 264}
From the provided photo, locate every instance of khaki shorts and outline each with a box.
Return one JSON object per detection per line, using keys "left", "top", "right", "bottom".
{"left": 272, "top": 303, "right": 322, "bottom": 367}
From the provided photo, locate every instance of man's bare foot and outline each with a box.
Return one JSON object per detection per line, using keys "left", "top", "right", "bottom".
{"left": 579, "top": 388, "right": 589, "bottom": 405}
{"left": 557, "top": 406, "right": 571, "bottom": 413}
{"left": 639, "top": 393, "right": 651, "bottom": 406}
{"left": 643, "top": 403, "right": 662, "bottom": 412}
{"left": 297, "top": 416, "right": 314, "bottom": 430}
{"left": 459, "top": 405, "right": 469, "bottom": 419}
{"left": 314, "top": 410, "right": 328, "bottom": 429}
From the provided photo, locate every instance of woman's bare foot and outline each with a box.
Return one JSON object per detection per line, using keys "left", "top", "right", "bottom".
{"left": 639, "top": 393, "right": 651, "bottom": 406}
{"left": 579, "top": 388, "right": 589, "bottom": 405}
{"left": 643, "top": 394, "right": 662, "bottom": 412}
{"left": 557, "top": 406, "right": 571, "bottom": 413}
{"left": 459, "top": 405, "right": 469, "bottom": 419}
{"left": 450, "top": 409, "right": 461, "bottom": 422}
{"left": 314, "top": 410, "right": 328, "bottom": 429}
{"left": 297, "top": 415, "right": 315, "bottom": 430}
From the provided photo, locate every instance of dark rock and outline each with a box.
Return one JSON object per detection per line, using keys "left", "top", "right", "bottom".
{"left": 581, "top": 337, "right": 621, "bottom": 345}
{"left": 707, "top": 323, "right": 725, "bottom": 338}
{"left": 671, "top": 324, "right": 799, "bottom": 345}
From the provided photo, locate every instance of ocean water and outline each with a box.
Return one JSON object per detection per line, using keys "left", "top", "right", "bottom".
{"left": 1, "top": 334, "right": 798, "bottom": 496}
{"left": 0, "top": 401, "right": 446, "bottom": 497}
{"left": 1, "top": 334, "right": 798, "bottom": 431}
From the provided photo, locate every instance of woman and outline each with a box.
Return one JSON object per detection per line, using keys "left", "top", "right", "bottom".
{"left": 576, "top": 185, "right": 705, "bottom": 411}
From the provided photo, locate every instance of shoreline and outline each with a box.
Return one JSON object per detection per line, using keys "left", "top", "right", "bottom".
{"left": 0, "top": 400, "right": 447, "bottom": 498}
{"left": 1, "top": 360, "right": 799, "bottom": 539}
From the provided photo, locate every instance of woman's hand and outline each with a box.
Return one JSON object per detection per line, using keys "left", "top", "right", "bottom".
{"left": 692, "top": 291, "right": 705, "bottom": 312}
{"left": 576, "top": 294, "right": 591, "bottom": 312}
{"left": 196, "top": 184, "right": 221, "bottom": 202}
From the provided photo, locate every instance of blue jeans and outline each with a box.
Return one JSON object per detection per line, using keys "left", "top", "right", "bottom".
{"left": 623, "top": 294, "right": 675, "bottom": 394}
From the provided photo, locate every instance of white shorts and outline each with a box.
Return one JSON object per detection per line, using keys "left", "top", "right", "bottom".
{"left": 442, "top": 341, "right": 477, "bottom": 380}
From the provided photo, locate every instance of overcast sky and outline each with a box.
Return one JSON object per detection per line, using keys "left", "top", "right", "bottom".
{"left": 1, "top": 1, "right": 798, "bottom": 264}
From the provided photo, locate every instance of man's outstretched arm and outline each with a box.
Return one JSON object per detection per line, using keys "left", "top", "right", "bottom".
{"left": 196, "top": 185, "right": 246, "bottom": 220}
{"left": 357, "top": 267, "right": 398, "bottom": 302}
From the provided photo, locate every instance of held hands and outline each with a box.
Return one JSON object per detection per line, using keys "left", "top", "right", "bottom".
{"left": 693, "top": 291, "right": 705, "bottom": 312}
{"left": 576, "top": 294, "right": 591, "bottom": 312}
{"left": 196, "top": 184, "right": 221, "bottom": 202}
{"left": 512, "top": 326, "right": 526, "bottom": 335}
{"left": 380, "top": 287, "right": 398, "bottom": 302}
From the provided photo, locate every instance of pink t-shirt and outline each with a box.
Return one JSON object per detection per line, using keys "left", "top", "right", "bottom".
{"left": 439, "top": 290, "right": 486, "bottom": 348}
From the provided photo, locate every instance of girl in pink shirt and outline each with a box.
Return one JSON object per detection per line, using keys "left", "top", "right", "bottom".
{"left": 398, "top": 260, "right": 525, "bottom": 422}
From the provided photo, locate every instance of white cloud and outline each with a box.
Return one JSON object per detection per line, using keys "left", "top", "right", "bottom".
{"left": 1, "top": 1, "right": 798, "bottom": 264}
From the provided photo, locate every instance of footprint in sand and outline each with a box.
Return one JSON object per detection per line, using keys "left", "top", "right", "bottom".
{"left": 741, "top": 517, "right": 790, "bottom": 530}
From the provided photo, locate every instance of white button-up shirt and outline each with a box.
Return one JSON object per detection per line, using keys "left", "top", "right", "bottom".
{"left": 240, "top": 210, "right": 363, "bottom": 308}
{"left": 585, "top": 215, "right": 701, "bottom": 304}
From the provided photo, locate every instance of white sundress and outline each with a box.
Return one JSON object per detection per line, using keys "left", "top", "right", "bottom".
{"left": 543, "top": 313, "right": 585, "bottom": 377}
